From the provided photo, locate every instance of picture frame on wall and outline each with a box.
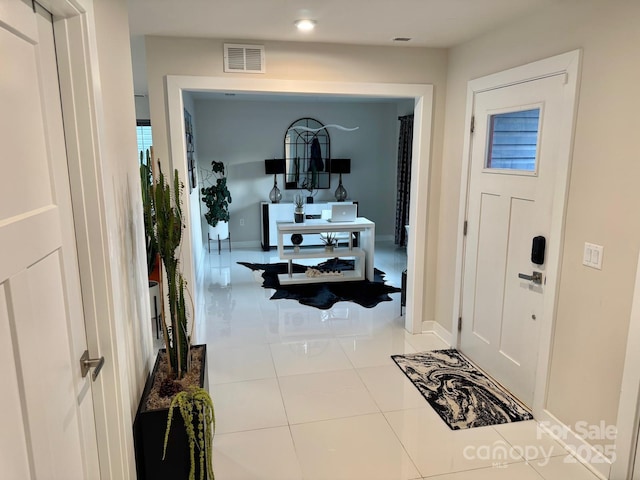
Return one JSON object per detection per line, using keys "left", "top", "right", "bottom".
{"left": 184, "top": 108, "right": 196, "bottom": 191}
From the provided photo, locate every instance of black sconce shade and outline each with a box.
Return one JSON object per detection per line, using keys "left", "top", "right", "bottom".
{"left": 265, "top": 159, "right": 286, "bottom": 175}
{"left": 330, "top": 158, "right": 351, "bottom": 174}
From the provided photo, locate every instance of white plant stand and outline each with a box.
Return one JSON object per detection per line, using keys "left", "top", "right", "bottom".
{"left": 208, "top": 221, "right": 231, "bottom": 254}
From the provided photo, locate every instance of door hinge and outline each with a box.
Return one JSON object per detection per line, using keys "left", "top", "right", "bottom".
{"left": 458, "top": 317, "right": 462, "bottom": 331}
{"left": 463, "top": 220, "right": 468, "bottom": 236}
{"left": 470, "top": 116, "right": 475, "bottom": 134}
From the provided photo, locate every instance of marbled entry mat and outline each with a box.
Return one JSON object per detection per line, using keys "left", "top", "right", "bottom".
{"left": 391, "top": 349, "right": 533, "bottom": 430}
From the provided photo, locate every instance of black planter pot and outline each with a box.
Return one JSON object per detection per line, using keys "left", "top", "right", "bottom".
{"left": 294, "top": 212, "right": 304, "bottom": 223}
{"left": 133, "top": 345, "right": 208, "bottom": 480}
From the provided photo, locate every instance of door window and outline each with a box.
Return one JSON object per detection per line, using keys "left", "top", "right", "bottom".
{"left": 485, "top": 108, "right": 540, "bottom": 172}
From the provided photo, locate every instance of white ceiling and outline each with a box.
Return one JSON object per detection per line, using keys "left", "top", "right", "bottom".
{"left": 127, "top": 0, "right": 556, "bottom": 48}
{"left": 128, "top": 0, "right": 559, "bottom": 98}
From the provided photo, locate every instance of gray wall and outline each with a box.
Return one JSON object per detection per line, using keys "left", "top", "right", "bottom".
{"left": 193, "top": 98, "right": 406, "bottom": 245}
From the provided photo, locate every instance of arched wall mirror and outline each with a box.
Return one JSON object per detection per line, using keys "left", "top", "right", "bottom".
{"left": 284, "top": 117, "right": 331, "bottom": 190}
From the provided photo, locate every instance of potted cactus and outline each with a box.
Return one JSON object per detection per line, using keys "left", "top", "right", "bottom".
{"left": 134, "top": 150, "right": 214, "bottom": 480}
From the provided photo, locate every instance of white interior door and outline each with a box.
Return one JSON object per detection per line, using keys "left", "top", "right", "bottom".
{"left": 0, "top": 2, "right": 100, "bottom": 478}
{"left": 460, "top": 73, "right": 567, "bottom": 406}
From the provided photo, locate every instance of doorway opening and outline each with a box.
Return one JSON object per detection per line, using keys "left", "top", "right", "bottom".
{"left": 163, "top": 77, "right": 435, "bottom": 335}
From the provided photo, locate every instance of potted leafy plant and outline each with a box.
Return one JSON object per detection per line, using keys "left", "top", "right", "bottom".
{"left": 294, "top": 193, "right": 305, "bottom": 223}
{"left": 134, "top": 150, "right": 215, "bottom": 480}
{"left": 201, "top": 160, "right": 232, "bottom": 242}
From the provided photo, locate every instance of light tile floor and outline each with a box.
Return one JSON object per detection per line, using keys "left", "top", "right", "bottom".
{"left": 197, "top": 242, "right": 601, "bottom": 480}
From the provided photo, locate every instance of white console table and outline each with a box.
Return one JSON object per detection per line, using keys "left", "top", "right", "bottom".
{"left": 260, "top": 201, "right": 356, "bottom": 250}
{"left": 276, "top": 217, "right": 375, "bottom": 285}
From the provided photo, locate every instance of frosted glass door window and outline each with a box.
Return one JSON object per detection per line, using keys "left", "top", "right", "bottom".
{"left": 486, "top": 108, "right": 540, "bottom": 172}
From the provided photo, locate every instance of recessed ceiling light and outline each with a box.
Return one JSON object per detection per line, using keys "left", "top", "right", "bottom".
{"left": 295, "top": 19, "right": 316, "bottom": 32}
{"left": 393, "top": 37, "right": 412, "bottom": 42}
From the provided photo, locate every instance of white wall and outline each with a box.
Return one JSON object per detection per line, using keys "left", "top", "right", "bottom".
{"left": 134, "top": 95, "right": 150, "bottom": 119}
{"left": 438, "top": 0, "right": 640, "bottom": 450}
{"left": 90, "top": 0, "right": 153, "bottom": 475}
{"left": 193, "top": 98, "right": 404, "bottom": 245}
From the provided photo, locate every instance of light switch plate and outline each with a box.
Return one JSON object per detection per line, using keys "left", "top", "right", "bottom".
{"left": 583, "top": 242, "right": 604, "bottom": 270}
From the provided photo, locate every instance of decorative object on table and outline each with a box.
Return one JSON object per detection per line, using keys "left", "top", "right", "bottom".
{"left": 294, "top": 193, "right": 305, "bottom": 223}
{"left": 201, "top": 160, "right": 232, "bottom": 253}
{"left": 391, "top": 349, "right": 533, "bottom": 430}
{"left": 305, "top": 267, "right": 344, "bottom": 278}
{"left": 264, "top": 158, "right": 285, "bottom": 203}
{"left": 184, "top": 109, "right": 196, "bottom": 191}
{"left": 237, "top": 259, "right": 401, "bottom": 310}
{"left": 284, "top": 117, "right": 331, "bottom": 190}
{"left": 290, "top": 233, "right": 303, "bottom": 253}
{"left": 330, "top": 158, "right": 351, "bottom": 202}
{"left": 134, "top": 149, "right": 214, "bottom": 479}
{"left": 320, "top": 232, "right": 337, "bottom": 252}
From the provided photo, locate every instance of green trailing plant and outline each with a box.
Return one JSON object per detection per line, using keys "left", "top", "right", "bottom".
{"left": 140, "top": 149, "right": 158, "bottom": 274}
{"left": 200, "top": 160, "right": 232, "bottom": 228}
{"left": 153, "top": 163, "right": 190, "bottom": 378}
{"left": 163, "top": 387, "right": 215, "bottom": 480}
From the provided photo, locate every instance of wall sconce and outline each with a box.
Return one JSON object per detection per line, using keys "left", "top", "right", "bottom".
{"left": 331, "top": 158, "right": 351, "bottom": 202}
{"left": 265, "top": 159, "right": 286, "bottom": 203}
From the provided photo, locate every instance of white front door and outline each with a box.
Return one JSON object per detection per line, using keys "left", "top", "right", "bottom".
{"left": 0, "top": 2, "right": 100, "bottom": 478}
{"left": 460, "top": 72, "right": 569, "bottom": 407}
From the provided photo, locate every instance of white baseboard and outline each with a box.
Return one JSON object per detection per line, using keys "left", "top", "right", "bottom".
{"left": 420, "top": 320, "right": 454, "bottom": 346}
{"left": 537, "top": 410, "right": 612, "bottom": 479}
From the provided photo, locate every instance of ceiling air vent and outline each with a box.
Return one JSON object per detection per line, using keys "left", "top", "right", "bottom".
{"left": 224, "top": 44, "right": 266, "bottom": 74}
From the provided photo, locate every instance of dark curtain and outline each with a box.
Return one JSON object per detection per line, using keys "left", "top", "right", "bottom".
{"left": 395, "top": 115, "right": 413, "bottom": 246}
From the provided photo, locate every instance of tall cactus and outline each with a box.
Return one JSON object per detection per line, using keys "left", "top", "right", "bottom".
{"left": 152, "top": 162, "right": 190, "bottom": 378}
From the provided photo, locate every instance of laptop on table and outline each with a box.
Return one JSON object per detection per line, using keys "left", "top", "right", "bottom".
{"left": 329, "top": 204, "right": 357, "bottom": 222}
